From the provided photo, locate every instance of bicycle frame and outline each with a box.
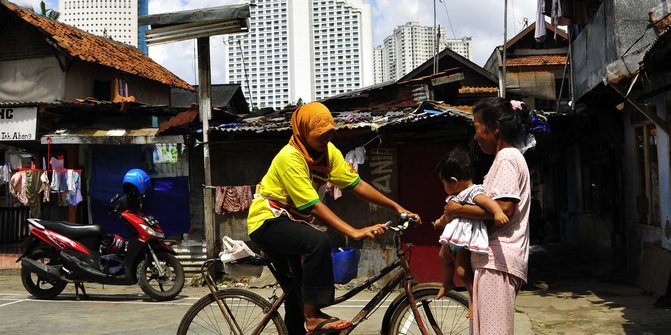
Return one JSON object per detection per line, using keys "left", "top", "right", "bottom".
{"left": 198, "top": 224, "right": 443, "bottom": 335}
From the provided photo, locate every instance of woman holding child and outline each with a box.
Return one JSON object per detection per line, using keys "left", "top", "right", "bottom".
{"left": 443, "top": 97, "right": 533, "bottom": 335}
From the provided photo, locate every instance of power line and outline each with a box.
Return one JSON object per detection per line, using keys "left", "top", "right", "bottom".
{"left": 510, "top": 0, "right": 517, "bottom": 33}
{"left": 237, "top": 39, "right": 255, "bottom": 110}
{"left": 192, "top": 40, "right": 197, "bottom": 84}
{"left": 439, "top": 0, "right": 456, "bottom": 39}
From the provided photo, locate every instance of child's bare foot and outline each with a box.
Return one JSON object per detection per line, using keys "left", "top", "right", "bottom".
{"left": 436, "top": 284, "right": 454, "bottom": 299}
{"left": 466, "top": 302, "right": 473, "bottom": 319}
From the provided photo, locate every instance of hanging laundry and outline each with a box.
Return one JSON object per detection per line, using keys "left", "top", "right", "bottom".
{"left": 345, "top": 146, "right": 366, "bottom": 173}
{"left": 50, "top": 170, "right": 60, "bottom": 192}
{"left": 10, "top": 171, "right": 28, "bottom": 205}
{"left": 0, "top": 163, "right": 11, "bottom": 184}
{"left": 324, "top": 182, "right": 343, "bottom": 200}
{"left": 535, "top": 0, "right": 547, "bottom": 42}
{"left": 319, "top": 146, "right": 367, "bottom": 201}
{"left": 214, "top": 186, "right": 254, "bottom": 215}
{"left": 67, "top": 170, "right": 76, "bottom": 194}
{"left": 50, "top": 156, "right": 64, "bottom": 170}
{"left": 40, "top": 171, "right": 50, "bottom": 202}
{"left": 66, "top": 170, "right": 83, "bottom": 206}
{"left": 24, "top": 170, "right": 42, "bottom": 218}
{"left": 58, "top": 171, "right": 69, "bottom": 193}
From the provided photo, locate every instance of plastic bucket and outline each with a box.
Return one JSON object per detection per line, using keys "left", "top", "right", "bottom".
{"left": 331, "top": 247, "right": 359, "bottom": 284}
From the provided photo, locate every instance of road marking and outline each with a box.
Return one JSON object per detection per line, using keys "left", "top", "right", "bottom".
{"left": 0, "top": 299, "right": 27, "bottom": 307}
{"left": 12, "top": 299, "right": 197, "bottom": 306}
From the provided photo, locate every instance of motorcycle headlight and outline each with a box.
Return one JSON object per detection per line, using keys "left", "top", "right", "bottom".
{"left": 139, "top": 224, "right": 165, "bottom": 238}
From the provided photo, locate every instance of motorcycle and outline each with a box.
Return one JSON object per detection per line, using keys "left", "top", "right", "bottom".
{"left": 17, "top": 192, "right": 185, "bottom": 301}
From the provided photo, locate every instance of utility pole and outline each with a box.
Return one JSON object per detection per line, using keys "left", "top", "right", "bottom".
{"left": 501, "top": 0, "right": 508, "bottom": 98}
{"left": 433, "top": 0, "right": 438, "bottom": 74}
{"left": 197, "top": 37, "right": 215, "bottom": 259}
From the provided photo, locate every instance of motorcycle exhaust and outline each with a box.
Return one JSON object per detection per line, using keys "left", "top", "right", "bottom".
{"left": 21, "top": 258, "right": 67, "bottom": 283}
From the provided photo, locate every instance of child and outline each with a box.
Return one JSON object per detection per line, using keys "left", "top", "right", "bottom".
{"left": 434, "top": 147, "right": 509, "bottom": 317}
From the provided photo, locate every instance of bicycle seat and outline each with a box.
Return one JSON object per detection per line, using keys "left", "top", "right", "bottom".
{"left": 229, "top": 254, "right": 270, "bottom": 266}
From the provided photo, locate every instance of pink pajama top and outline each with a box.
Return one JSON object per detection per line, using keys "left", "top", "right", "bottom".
{"left": 471, "top": 147, "right": 531, "bottom": 283}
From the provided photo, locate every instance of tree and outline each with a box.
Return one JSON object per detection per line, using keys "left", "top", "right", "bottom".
{"left": 24, "top": 1, "right": 60, "bottom": 20}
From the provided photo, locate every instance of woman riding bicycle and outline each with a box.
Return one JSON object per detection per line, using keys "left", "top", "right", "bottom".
{"left": 247, "top": 102, "right": 420, "bottom": 335}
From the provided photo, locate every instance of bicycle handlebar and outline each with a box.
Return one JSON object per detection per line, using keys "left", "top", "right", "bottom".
{"left": 380, "top": 213, "right": 419, "bottom": 233}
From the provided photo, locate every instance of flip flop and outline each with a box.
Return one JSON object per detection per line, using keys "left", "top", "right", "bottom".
{"left": 306, "top": 317, "right": 352, "bottom": 335}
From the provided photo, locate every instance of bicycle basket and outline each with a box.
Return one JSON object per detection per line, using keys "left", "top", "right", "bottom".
{"left": 331, "top": 247, "right": 359, "bottom": 284}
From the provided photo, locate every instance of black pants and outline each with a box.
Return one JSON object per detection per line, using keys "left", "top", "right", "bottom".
{"left": 249, "top": 217, "right": 334, "bottom": 335}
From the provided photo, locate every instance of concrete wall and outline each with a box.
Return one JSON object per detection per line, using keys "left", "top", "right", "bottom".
{"left": 0, "top": 19, "right": 66, "bottom": 102}
{"left": 622, "top": 73, "right": 671, "bottom": 278}
{"left": 572, "top": 1, "right": 616, "bottom": 99}
{"left": 573, "top": 0, "right": 658, "bottom": 100}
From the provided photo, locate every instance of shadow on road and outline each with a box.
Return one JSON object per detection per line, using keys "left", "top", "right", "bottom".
{"left": 522, "top": 243, "right": 670, "bottom": 334}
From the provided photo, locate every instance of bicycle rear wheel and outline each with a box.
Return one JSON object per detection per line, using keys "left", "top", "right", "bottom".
{"left": 389, "top": 288, "right": 469, "bottom": 335}
{"left": 177, "top": 288, "right": 288, "bottom": 335}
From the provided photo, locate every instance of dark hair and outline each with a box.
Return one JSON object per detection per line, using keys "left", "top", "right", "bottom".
{"left": 473, "top": 97, "right": 532, "bottom": 144}
{"left": 437, "top": 146, "right": 474, "bottom": 182}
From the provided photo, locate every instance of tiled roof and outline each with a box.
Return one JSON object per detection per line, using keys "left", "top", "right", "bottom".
{"left": 458, "top": 86, "right": 498, "bottom": 94}
{"left": 505, "top": 55, "right": 567, "bottom": 67}
{"left": 3, "top": 2, "right": 193, "bottom": 91}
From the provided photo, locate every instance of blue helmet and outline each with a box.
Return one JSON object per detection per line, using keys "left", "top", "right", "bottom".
{"left": 122, "top": 169, "right": 151, "bottom": 196}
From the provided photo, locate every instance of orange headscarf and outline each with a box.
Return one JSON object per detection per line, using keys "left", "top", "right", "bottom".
{"left": 289, "top": 102, "right": 335, "bottom": 174}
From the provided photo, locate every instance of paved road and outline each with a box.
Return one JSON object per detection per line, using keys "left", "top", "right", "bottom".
{"left": 0, "top": 270, "right": 404, "bottom": 335}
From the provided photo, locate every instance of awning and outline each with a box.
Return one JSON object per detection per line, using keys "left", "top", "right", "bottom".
{"left": 41, "top": 128, "right": 184, "bottom": 144}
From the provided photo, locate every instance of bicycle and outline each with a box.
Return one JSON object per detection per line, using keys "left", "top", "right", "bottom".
{"left": 177, "top": 214, "right": 470, "bottom": 335}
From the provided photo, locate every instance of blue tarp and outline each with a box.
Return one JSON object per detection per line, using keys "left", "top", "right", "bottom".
{"left": 89, "top": 145, "right": 189, "bottom": 239}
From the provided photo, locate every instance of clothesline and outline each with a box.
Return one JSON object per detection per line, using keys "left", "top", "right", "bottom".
{"left": 361, "top": 135, "right": 381, "bottom": 148}
{"left": 203, "top": 183, "right": 256, "bottom": 189}
{"left": 16, "top": 168, "right": 82, "bottom": 173}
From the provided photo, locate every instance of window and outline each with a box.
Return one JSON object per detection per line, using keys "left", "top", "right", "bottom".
{"left": 634, "top": 122, "right": 660, "bottom": 226}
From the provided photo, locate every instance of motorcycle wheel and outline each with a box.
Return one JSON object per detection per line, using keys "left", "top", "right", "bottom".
{"left": 137, "top": 250, "right": 184, "bottom": 301}
{"left": 21, "top": 250, "right": 67, "bottom": 299}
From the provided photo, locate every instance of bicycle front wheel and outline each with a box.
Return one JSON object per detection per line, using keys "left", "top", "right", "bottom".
{"left": 389, "top": 288, "right": 470, "bottom": 335}
{"left": 177, "top": 288, "right": 288, "bottom": 335}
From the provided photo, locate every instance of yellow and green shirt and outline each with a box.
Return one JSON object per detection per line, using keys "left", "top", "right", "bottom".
{"left": 247, "top": 142, "right": 360, "bottom": 234}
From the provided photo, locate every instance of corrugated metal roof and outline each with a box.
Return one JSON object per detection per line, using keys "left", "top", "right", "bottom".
{"left": 42, "top": 128, "right": 183, "bottom": 144}
{"left": 210, "top": 102, "right": 474, "bottom": 134}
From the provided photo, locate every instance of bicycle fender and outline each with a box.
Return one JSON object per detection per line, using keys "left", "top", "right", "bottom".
{"left": 380, "top": 282, "right": 442, "bottom": 334}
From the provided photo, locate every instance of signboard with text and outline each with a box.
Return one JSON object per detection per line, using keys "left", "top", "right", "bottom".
{"left": 0, "top": 107, "right": 37, "bottom": 141}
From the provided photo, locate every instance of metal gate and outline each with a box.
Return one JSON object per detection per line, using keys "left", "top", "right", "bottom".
{"left": 0, "top": 207, "right": 29, "bottom": 243}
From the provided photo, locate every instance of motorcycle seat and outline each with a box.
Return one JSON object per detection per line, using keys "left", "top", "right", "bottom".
{"left": 38, "top": 220, "right": 102, "bottom": 239}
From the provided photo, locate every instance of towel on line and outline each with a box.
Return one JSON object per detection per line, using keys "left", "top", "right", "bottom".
{"left": 215, "top": 185, "right": 254, "bottom": 215}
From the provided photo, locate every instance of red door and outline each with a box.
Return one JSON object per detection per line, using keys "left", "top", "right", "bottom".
{"left": 398, "top": 143, "right": 462, "bottom": 284}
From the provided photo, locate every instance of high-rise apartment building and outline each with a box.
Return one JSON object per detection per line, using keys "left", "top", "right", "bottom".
{"left": 374, "top": 22, "right": 472, "bottom": 84}
{"left": 226, "top": 0, "right": 373, "bottom": 109}
{"left": 373, "top": 45, "right": 384, "bottom": 84}
{"left": 445, "top": 37, "right": 472, "bottom": 61}
{"left": 59, "top": 0, "right": 148, "bottom": 53}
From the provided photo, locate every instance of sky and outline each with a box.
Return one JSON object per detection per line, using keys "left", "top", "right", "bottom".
{"left": 13, "top": 0, "right": 538, "bottom": 85}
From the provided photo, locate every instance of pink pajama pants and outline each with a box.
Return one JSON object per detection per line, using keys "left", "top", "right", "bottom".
{"left": 470, "top": 268, "right": 524, "bottom": 335}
